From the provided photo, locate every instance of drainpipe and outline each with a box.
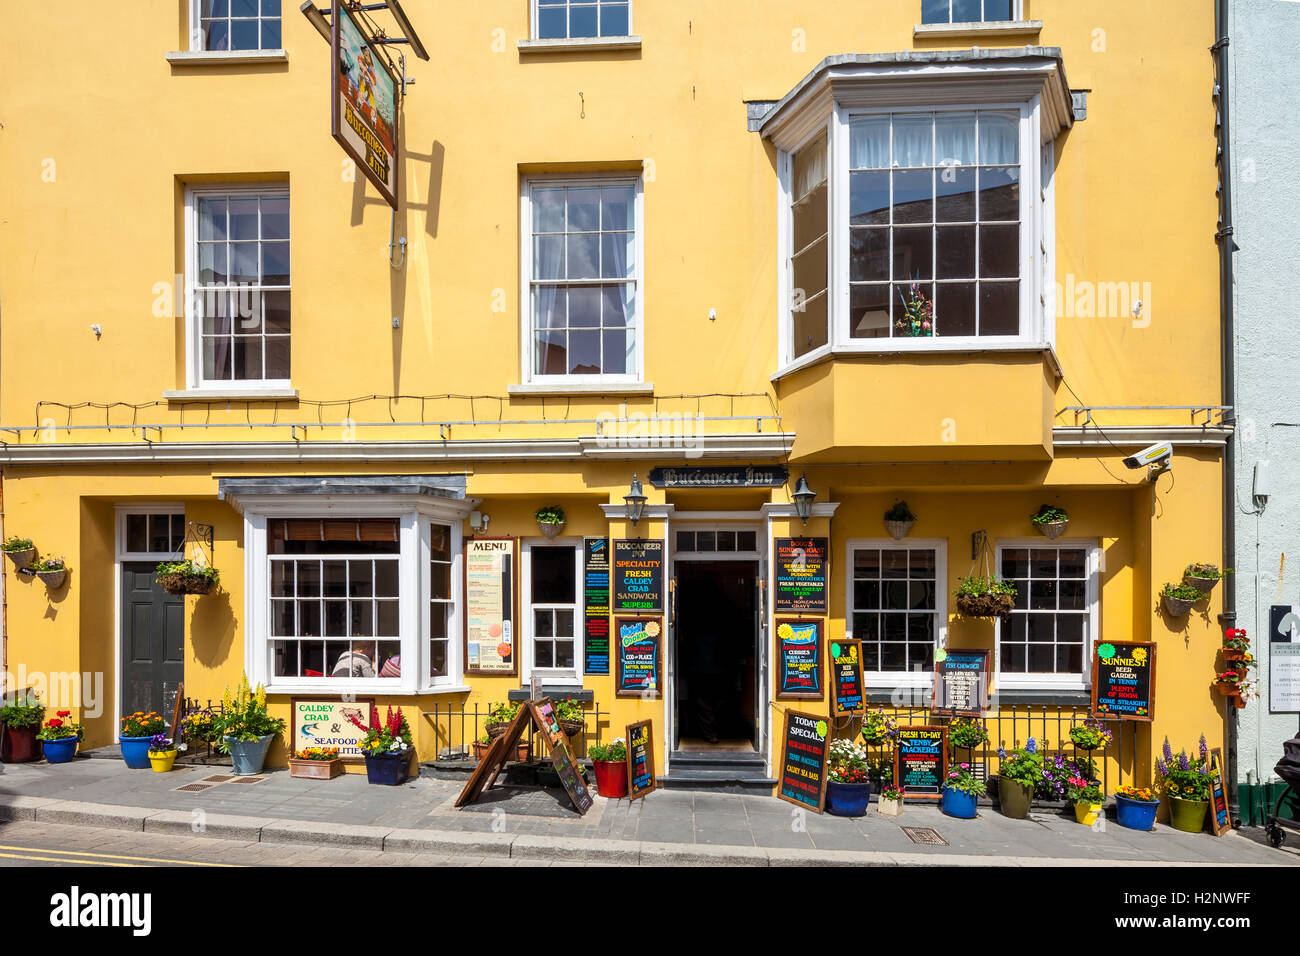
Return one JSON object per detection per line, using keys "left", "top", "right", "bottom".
{"left": 1212, "top": 0, "right": 1239, "bottom": 821}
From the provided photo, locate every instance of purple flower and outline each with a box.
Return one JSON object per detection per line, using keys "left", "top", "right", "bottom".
{"left": 1162, "top": 737, "right": 1173, "bottom": 764}
{"left": 1199, "top": 734, "right": 1209, "bottom": 763}
{"left": 1179, "top": 751, "right": 1190, "bottom": 772}
{"left": 997, "top": 746, "right": 1007, "bottom": 760}
{"left": 1156, "top": 757, "right": 1168, "bottom": 776}
{"left": 1026, "top": 738, "right": 1037, "bottom": 754}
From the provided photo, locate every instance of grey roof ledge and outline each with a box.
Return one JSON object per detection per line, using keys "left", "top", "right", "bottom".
{"left": 217, "top": 474, "right": 468, "bottom": 501}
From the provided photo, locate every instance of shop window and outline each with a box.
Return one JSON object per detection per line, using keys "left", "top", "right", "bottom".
{"left": 122, "top": 512, "right": 185, "bottom": 557}
{"left": 429, "top": 522, "right": 454, "bottom": 681}
{"left": 525, "top": 543, "right": 581, "bottom": 678}
{"left": 921, "top": 0, "right": 1017, "bottom": 24}
{"left": 674, "top": 529, "right": 759, "bottom": 554}
{"left": 522, "top": 177, "right": 643, "bottom": 383}
{"left": 186, "top": 185, "right": 290, "bottom": 388}
{"left": 192, "top": 0, "right": 283, "bottom": 51}
{"left": 847, "top": 541, "right": 946, "bottom": 683}
{"left": 997, "top": 541, "right": 1098, "bottom": 687}
{"left": 534, "top": 0, "right": 631, "bottom": 39}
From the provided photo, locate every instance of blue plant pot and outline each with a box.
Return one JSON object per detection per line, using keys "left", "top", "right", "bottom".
{"left": 119, "top": 736, "right": 153, "bottom": 769}
{"left": 363, "top": 750, "right": 412, "bottom": 786}
{"left": 42, "top": 736, "right": 78, "bottom": 763}
{"left": 942, "top": 786, "right": 978, "bottom": 819}
{"left": 1115, "top": 794, "right": 1160, "bottom": 832}
{"left": 225, "top": 734, "right": 274, "bottom": 775}
{"left": 826, "top": 781, "right": 872, "bottom": 817}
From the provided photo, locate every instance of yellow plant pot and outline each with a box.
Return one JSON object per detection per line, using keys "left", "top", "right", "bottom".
{"left": 1074, "top": 801, "right": 1104, "bottom": 826}
{"left": 148, "top": 749, "right": 177, "bottom": 773}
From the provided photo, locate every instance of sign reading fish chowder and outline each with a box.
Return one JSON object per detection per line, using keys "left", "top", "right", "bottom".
{"left": 332, "top": 0, "right": 400, "bottom": 208}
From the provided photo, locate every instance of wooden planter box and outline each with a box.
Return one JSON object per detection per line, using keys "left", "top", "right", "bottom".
{"left": 289, "top": 757, "right": 344, "bottom": 779}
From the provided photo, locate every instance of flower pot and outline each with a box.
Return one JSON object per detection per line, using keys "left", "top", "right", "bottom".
{"left": 1037, "top": 519, "right": 1069, "bottom": 540}
{"left": 955, "top": 593, "right": 1014, "bottom": 619}
{"left": 559, "top": 718, "right": 585, "bottom": 738}
{"left": 1162, "top": 594, "right": 1196, "bottom": 617}
{"left": 363, "top": 750, "right": 412, "bottom": 786}
{"left": 1216, "top": 682, "right": 1241, "bottom": 697}
{"left": 1115, "top": 794, "right": 1159, "bottom": 831}
{"left": 4, "top": 547, "right": 36, "bottom": 570}
{"left": 997, "top": 778, "right": 1033, "bottom": 819}
{"left": 826, "top": 781, "right": 872, "bottom": 817}
{"left": 1168, "top": 795, "right": 1209, "bottom": 833}
{"left": 157, "top": 573, "right": 217, "bottom": 596}
{"left": 537, "top": 519, "right": 566, "bottom": 539}
{"left": 592, "top": 759, "right": 628, "bottom": 798}
{"left": 1074, "top": 801, "right": 1104, "bottom": 826}
{"left": 224, "top": 734, "right": 275, "bottom": 775}
{"left": 41, "top": 736, "right": 78, "bottom": 764}
{"left": 35, "top": 569, "right": 67, "bottom": 589}
{"left": 1183, "top": 574, "right": 1220, "bottom": 595}
{"left": 485, "top": 721, "right": 510, "bottom": 739}
{"left": 1222, "top": 648, "right": 1245, "bottom": 662}
{"left": 884, "top": 519, "right": 914, "bottom": 540}
{"left": 877, "top": 796, "right": 904, "bottom": 816}
{"left": 941, "top": 786, "right": 978, "bottom": 819}
{"left": 289, "top": 757, "right": 344, "bottom": 779}
{"left": 149, "top": 749, "right": 178, "bottom": 773}
{"left": 1, "top": 724, "right": 40, "bottom": 763}
{"left": 119, "top": 735, "right": 155, "bottom": 769}
{"left": 472, "top": 739, "right": 530, "bottom": 761}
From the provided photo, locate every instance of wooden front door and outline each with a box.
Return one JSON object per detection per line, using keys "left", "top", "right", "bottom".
{"left": 121, "top": 562, "right": 185, "bottom": 721}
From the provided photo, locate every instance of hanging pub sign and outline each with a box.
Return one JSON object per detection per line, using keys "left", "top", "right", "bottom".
{"left": 894, "top": 725, "right": 947, "bottom": 799}
{"left": 776, "top": 619, "right": 824, "bottom": 699}
{"left": 647, "top": 465, "right": 788, "bottom": 489}
{"left": 584, "top": 538, "right": 611, "bottom": 675}
{"left": 829, "top": 639, "right": 865, "bottom": 716}
{"left": 1090, "top": 641, "right": 1155, "bottom": 721}
{"left": 1269, "top": 605, "right": 1300, "bottom": 713}
{"left": 613, "top": 538, "right": 664, "bottom": 613}
{"left": 774, "top": 537, "right": 828, "bottom": 613}
{"left": 931, "top": 648, "right": 991, "bottom": 717}
{"left": 1209, "top": 747, "right": 1232, "bottom": 837}
{"left": 331, "top": 0, "right": 400, "bottom": 208}
{"left": 626, "top": 719, "right": 658, "bottom": 799}
{"left": 290, "top": 698, "right": 374, "bottom": 762}
{"left": 464, "top": 538, "right": 517, "bottom": 675}
{"left": 777, "top": 709, "right": 830, "bottom": 813}
{"left": 616, "top": 617, "right": 662, "bottom": 697}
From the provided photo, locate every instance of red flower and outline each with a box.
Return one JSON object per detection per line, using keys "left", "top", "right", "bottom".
{"left": 57, "top": 710, "right": 71, "bottom": 718}
{"left": 47, "top": 718, "right": 63, "bottom": 727}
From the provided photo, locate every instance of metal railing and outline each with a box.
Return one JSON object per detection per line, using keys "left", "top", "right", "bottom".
{"left": 420, "top": 700, "right": 609, "bottom": 763}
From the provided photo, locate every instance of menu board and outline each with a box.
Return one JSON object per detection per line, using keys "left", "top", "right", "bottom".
{"left": 616, "top": 617, "right": 662, "bottom": 697}
{"left": 1091, "top": 641, "right": 1155, "bottom": 721}
{"left": 613, "top": 539, "right": 665, "bottom": 613}
{"left": 776, "top": 619, "right": 824, "bottom": 699}
{"left": 626, "top": 720, "right": 657, "bottom": 800}
{"left": 549, "top": 739, "right": 594, "bottom": 815}
{"left": 777, "top": 709, "right": 829, "bottom": 813}
{"left": 931, "top": 649, "right": 991, "bottom": 716}
{"left": 829, "top": 640, "right": 865, "bottom": 716}
{"left": 528, "top": 698, "right": 565, "bottom": 750}
{"left": 894, "top": 725, "right": 947, "bottom": 799}
{"left": 1209, "top": 747, "right": 1232, "bottom": 837}
{"left": 464, "top": 538, "right": 517, "bottom": 675}
{"left": 584, "top": 538, "right": 611, "bottom": 675}
{"left": 290, "top": 697, "right": 374, "bottom": 762}
{"left": 774, "top": 537, "right": 828, "bottom": 613}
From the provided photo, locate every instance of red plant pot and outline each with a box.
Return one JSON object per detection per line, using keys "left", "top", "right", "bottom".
{"left": 0, "top": 725, "right": 39, "bottom": 763}
{"left": 592, "top": 759, "right": 628, "bottom": 798}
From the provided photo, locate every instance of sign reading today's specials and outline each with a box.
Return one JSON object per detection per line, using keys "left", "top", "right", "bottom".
{"left": 613, "top": 539, "right": 664, "bottom": 613}
{"left": 778, "top": 710, "right": 829, "bottom": 813}
{"left": 1090, "top": 641, "right": 1155, "bottom": 721}
{"left": 464, "top": 538, "right": 516, "bottom": 675}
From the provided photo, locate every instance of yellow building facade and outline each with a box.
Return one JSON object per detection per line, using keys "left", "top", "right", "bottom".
{"left": 0, "top": 2, "right": 1230, "bottom": 794}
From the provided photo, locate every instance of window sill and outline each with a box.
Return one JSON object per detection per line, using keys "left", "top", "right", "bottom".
{"left": 163, "top": 387, "right": 299, "bottom": 402}
{"left": 772, "top": 343, "right": 1061, "bottom": 384}
{"left": 265, "top": 683, "right": 411, "bottom": 696}
{"left": 165, "top": 49, "right": 289, "bottom": 66}
{"left": 913, "top": 20, "right": 1043, "bottom": 40}
{"left": 507, "top": 381, "right": 654, "bottom": 397}
{"left": 418, "top": 685, "right": 472, "bottom": 696}
{"left": 517, "top": 36, "right": 642, "bottom": 54}
{"left": 508, "top": 686, "right": 592, "bottom": 703}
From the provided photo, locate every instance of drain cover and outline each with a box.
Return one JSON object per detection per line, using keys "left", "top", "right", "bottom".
{"left": 900, "top": 826, "right": 949, "bottom": 846}
{"left": 228, "top": 776, "right": 265, "bottom": 784}
{"left": 202, "top": 775, "right": 235, "bottom": 783}
{"left": 175, "top": 783, "right": 216, "bottom": 792}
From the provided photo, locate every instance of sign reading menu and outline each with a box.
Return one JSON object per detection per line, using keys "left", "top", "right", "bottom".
{"left": 616, "top": 617, "right": 662, "bottom": 697}
{"left": 626, "top": 720, "right": 657, "bottom": 800}
{"left": 776, "top": 619, "right": 824, "bottom": 699}
{"left": 894, "top": 726, "right": 947, "bottom": 799}
{"left": 829, "top": 640, "right": 865, "bottom": 716}
{"left": 1091, "top": 641, "right": 1155, "bottom": 721}
{"left": 613, "top": 539, "right": 665, "bottom": 613}
{"left": 464, "top": 538, "right": 517, "bottom": 674}
{"left": 774, "top": 537, "right": 828, "bottom": 613}
{"left": 1209, "top": 747, "right": 1232, "bottom": 837}
{"left": 290, "top": 697, "right": 374, "bottom": 762}
{"left": 931, "top": 649, "right": 991, "bottom": 716}
{"left": 584, "top": 538, "right": 611, "bottom": 675}
{"left": 777, "top": 709, "right": 829, "bottom": 813}
{"left": 1270, "top": 605, "right": 1300, "bottom": 713}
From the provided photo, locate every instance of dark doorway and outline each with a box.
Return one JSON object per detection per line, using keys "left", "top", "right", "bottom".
{"left": 674, "top": 560, "right": 758, "bottom": 751}
{"left": 121, "top": 562, "right": 185, "bottom": 720}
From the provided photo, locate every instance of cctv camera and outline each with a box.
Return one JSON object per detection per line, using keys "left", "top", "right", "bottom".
{"left": 1123, "top": 441, "right": 1172, "bottom": 472}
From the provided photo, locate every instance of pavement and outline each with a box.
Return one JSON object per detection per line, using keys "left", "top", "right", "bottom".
{"left": 1, "top": 757, "right": 1297, "bottom": 866}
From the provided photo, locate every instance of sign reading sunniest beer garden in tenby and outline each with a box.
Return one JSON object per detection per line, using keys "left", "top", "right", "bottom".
{"left": 778, "top": 710, "right": 829, "bottom": 813}
{"left": 829, "top": 639, "right": 865, "bottom": 716}
{"left": 776, "top": 619, "right": 823, "bottom": 699}
{"left": 613, "top": 539, "right": 664, "bottom": 613}
{"left": 332, "top": 0, "right": 400, "bottom": 208}
{"left": 1091, "top": 641, "right": 1155, "bottom": 721}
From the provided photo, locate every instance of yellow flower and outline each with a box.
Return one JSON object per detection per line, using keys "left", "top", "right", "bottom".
{"left": 255, "top": 683, "right": 266, "bottom": 710}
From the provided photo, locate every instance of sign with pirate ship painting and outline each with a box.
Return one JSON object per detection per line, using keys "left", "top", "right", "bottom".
{"left": 332, "top": 0, "right": 400, "bottom": 208}
{"left": 290, "top": 698, "right": 376, "bottom": 763}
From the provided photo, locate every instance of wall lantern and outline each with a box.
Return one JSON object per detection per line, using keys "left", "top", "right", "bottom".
{"left": 792, "top": 472, "right": 816, "bottom": 525}
{"left": 624, "top": 474, "right": 647, "bottom": 527}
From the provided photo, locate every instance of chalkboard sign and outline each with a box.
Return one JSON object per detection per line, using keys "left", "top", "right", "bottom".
{"left": 464, "top": 537, "right": 517, "bottom": 675}
{"left": 626, "top": 720, "right": 657, "bottom": 800}
{"left": 894, "top": 725, "right": 947, "bottom": 799}
{"left": 613, "top": 539, "right": 665, "bottom": 613}
{"left": 616, "top": 617, "right": 662, "bottom": 697}
{"left": 584, "top": 537, "right": 611, "bottom": 675}
{"left": 931, "top": 649, "right": 991, "bottom": 716}
{"left": 777, "top": 619, "right": 824, "bottom": 699}
{"left": 777, "top": 709, "right": 829, "bottom": 813}
{"left": 1091, "top": 641, "right": 1155, "bottom": 722}
{"left": 528, "top": 698, "right": 565, "bottom": 750}
{"left": 549, "top": 739, "right": 594, "bottom": 814}
{"left": 829, "top": 639, "right": 865, "bottom": 717}
{"left": 1209, "top": 747, "right": 1232, "bottom": 837}
{"left": 774, "top": 537, "right": 828, "bottom": 613}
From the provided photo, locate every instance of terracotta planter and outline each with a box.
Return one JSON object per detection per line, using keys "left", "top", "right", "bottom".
{"left": 1036, "top": 519, "right": 1069, "bottom": 540}
{"left": 1222, "top": 648, "right": 1246, "bottom": 662}
{"left": 1216, "top": 682, "right": 1242, "bottom": 698}
{"left": 997, "top": 778, "right": 1033, "bottom": 819}
{"left": 884, "top": 519, "right": 914, "bottom": 540}
{"left": 289, "top": 757, "right": 344, "bottom": 779}
{"left": 1183, "top": 574, "right": 1220, "bottom": 595}
{"left": 877, "top": 796, "right": 904, "bottom": 816}
{"left": 1168, "top": 795, "right": 1209, "bottom": 833}
{"left": 1162, "top": 593, "right": 1196, "bottom": 617}
{"left": 4, "top": 547, "right": 36, "bottom": 570}
{"left": 472, "top": 739, "right": 530, "bottom": 762}
{"left": 0, "top": 724, "right": 40, "bottom": 763}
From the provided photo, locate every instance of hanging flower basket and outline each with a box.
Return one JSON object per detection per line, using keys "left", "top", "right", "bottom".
{"left": 954, "top": 536, "right": 1016, "bottom": 619}
{"left": 155, "top": 560, "right": 219, "bottom": 596}
{"left": 35, "top": 569, "right": 68, "bottom": 589}
{"left": 3, "top": 545, "right": 36, "bottom": 570}
{"left": 1030, "top": 505, "right": 1070, "bottom": 539}
{"left": 1161, "top": 591, "right": 1197, "bottom": 617}
{"left": 535, "top": 506, "right": 566, "bottom": 539}
{"left": 537, "top": 519, "right": 566, "bottom": 539}
{"left": 955, "top": 591, "right": 1015, "bottom": 619}
{"left": 883, "top": 501, "right": 916, "bottom": 540}
{"left": 884, "top": 520, "right": 914, "bottom": 541}
{"left": 1183, "top": 563, "right": 1228, "bottom": 595}
{"left": 1038, "top": 520, "right": 1069, "bottom": 540}
{"left": 559, "top": 718, "right": 586, "bottom": 738}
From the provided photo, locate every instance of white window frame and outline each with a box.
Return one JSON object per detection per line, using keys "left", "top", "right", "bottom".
{"left": 188, "top": 0, "right": 284, "bottom": 52}
{"left": 529, "top": 0, "right": 634, "bottom": 40}
{"left": 423, "top": 519, "right": 460, "bottom": 689}
{"left": 922, "top": 0, "right": 1023, "bottom": 24}
{"left": 994, "top": 538, "right": 1100, "bottom": 691}
{"left": 782, "top": 123, "right": 834, "bottom": 368}
{"left": 183, "top": 183, "right": 291, "bottom": 391}
{"left": 521, "top": 538, "right": 584, "bottom": 683}
{"left": 844, "top": 537, "right": 948, "bottom": 688}
{"left": 519, "top": 175, "right": 646, "bottom": 385}
{"left": 115, "top": 505, "right": 189, "bottom": 561}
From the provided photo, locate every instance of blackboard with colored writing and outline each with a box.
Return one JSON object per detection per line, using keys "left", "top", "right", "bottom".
{"left": 626, "top": 720, "right": 657, "bottom": 800}
{"left": 616, "top": 617, "right": 662, "bottom": 697}
{"left": 894, "top": 725, "right": 947, "bottom": 799}
{"left": 829, "top": 639, "right": 865, "bottom": 716}
{"left": 1210, "top": 747, "right": 1232, "bottom": 837}
{"left": 777, "top": 710, "right": 829, "bottom": 813}
{"left": 774, "top": 537, "right": 829, "bottom": 613}
{"left": 583, "top": 537, "right": 611, "bottom": 675}
{"left": 1091, "top": 641, "right": 1155, "bottom": 722}
{"left": 931, "top": 649, "right": 991, "bottom": 716}
{"left": 613, "top": 539, "right": 665, "bottom": 613}
{"left": 549, "top": 739, "right": 594, "bottom": 815}
{"left": 776, "top": 619, "right": 824, "bottom": 699}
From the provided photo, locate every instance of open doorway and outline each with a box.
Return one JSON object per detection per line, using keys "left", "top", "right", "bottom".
{"left": 673, "top": 560, "right": 758, "bottom": 752}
